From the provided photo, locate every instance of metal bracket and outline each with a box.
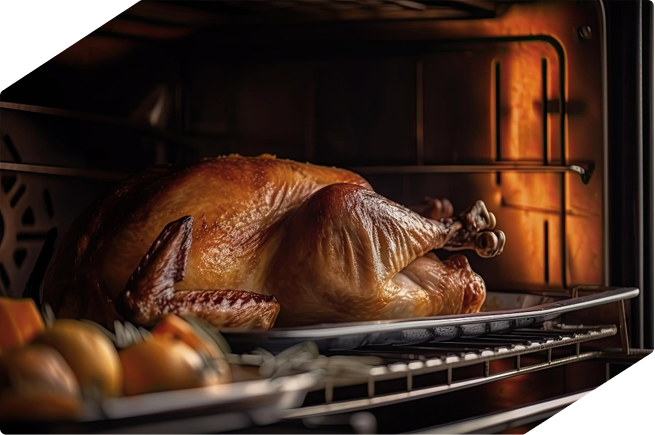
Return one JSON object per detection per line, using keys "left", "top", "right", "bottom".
{"left": 570, "top": 286, "right": 631, "bottom": 355}
{"left": 617, "top": 299, "right": 631, "bottom": 355}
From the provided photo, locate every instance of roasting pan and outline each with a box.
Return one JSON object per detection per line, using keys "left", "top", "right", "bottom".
{"left": 223, "top": 287, "right": 639, "bottom": 352}
{"left": 1, "top": 372, "right": 319, "bottom": 434}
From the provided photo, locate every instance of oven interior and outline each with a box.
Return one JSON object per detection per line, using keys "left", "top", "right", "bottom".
{"left": 0, "top": 1, "right": 652, "bottom": 433}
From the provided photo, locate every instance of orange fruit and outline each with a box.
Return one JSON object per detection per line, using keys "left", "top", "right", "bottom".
{"left": 151, "top": 314, "right": 221, "bottom": 357}
{"left": 120, "top": 335, "right": 222, "bottom": 396}
{"left": 152, "top": 314, "right": 230, "bottom": 372}
{"left": 34, "top": 319, "right": 122, "bottom": 398}
{"left": 0, "top": 345, "right": 81, "bottom": 421}
{"left": 0, "top": 297, "right": 45, "bottom": 352}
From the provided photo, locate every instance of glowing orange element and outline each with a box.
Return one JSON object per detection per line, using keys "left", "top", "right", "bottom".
{"left": 0, "top": 297, "right": 45, "bottom": 352}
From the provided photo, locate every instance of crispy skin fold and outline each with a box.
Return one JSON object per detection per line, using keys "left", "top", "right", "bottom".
{"left": 116, "top": 216, "right": 279, "bottom": 330}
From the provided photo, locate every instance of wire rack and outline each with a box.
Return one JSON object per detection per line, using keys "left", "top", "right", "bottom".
{"left": 415, "top": 390, "right": 591, "bottom": 434}
{"left": 283, "top": 324, "right": 617, "bottom": 419}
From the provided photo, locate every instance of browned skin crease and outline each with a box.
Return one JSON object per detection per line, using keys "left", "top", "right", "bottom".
{"left": 169, "top": 290, "right": 279, "bottom": 331}
{"left": 265, "top": 184, "right": 501, "bottom": 326}
{"left": 116, "top": 216, "right": 279, "bottom": 330}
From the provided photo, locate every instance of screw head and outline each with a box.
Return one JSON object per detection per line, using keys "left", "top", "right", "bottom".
{"left": 578, "top": 25, "right": 593, "bottom": 40}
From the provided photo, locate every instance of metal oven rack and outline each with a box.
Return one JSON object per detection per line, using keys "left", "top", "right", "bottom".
{"left": 6, "top": 324, "right": 645, "bottom": 434}
{"left": 286, "top": 326, "right": 617, "bottom": 418}
{"left": 283, "top": 324, "right": 618, "bottom": 420}
{"left": 412, "top": 373, "right": 653, "bottom": 435}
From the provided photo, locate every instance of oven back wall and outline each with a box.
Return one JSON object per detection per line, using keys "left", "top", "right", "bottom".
{"left": 1, "top": 0, "right": 606, "bottom": 300}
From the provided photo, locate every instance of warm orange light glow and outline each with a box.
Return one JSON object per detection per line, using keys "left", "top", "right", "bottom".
{"left": 408, "top": 1, "right": 605, "bottom": 290}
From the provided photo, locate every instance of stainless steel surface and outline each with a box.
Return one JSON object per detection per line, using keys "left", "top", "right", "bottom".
{"left": 578, "top": 25, "right": 594, "bottom": 41}
{"left": 287, "top": 353, "right": 600, "bottom": 419}
{"left": 618, "top": 299, "right": 631, "bottom": 355}
{"left": 95, "top": 411, "right": 252, "bottom": 434}
{"left": 416, "top": 59, "right": 425, "bottom": 166}
{"left": 599, "top": 0, "right": 610, "bottom": 288}
{"left": 84, "top": 372, "right": 318, "bottom": 421}
{"left": 5, "top": 372, "right": 320, "bottom": 434}
{"left": 0, "top": 162, "right": 127, "bottom": 182}
{"left": 0, "top": 161, "right": 592, "bottom": 183}
{"left": 283, "top": 324, "right": 615, "bottom": 419}
{"left": 600, "top": 348, "right": 653, "bottom": 361}
{"left": 418, "top": 390, "right": 589, "bottom": 434}
{"left": 330, "top": 326, "right": 617, "bottom": 383}
{"left": 0, "top": 101, "right": 222, "bottom": 150}
{"left": 350, "top": 163, "right": 592, "bottom": 184}
{"left": 224, "top": 287, "right": 638, "bottom": 352}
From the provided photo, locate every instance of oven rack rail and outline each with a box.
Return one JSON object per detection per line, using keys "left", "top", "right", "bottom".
{"left": 0, "top": 99, "right": 592, "bottom": 185}
{"left": 407, "top": 373, "right": 653, "bottom": 435}
{"left": 0, "top": 160, "right": 593, "bottom": 184}
{"left": 350, "top": 163, "right": 592, "bottom": 184}
{"left": 283, "top": 324, "right": 617, "bottom": 419}
{"left": 0, "top": 158, "right": 593, "bottom": 184}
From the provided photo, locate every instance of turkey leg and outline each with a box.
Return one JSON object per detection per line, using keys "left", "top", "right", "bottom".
{"left": 411, "top": 198, "right": 504, "bottom": 258}
{"left": 440, "top": 200, "right": 505, "bottom": 258}
{"left": 115, "top": 216, "right": 280, "bottom": 329}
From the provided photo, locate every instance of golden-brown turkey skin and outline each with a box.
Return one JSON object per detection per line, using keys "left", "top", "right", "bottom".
{"left": 265, "top": 183, "right": 485, "bottom": 325}
{"left": 43, "top": 155, "right": 369, "bottom": 327}
{"left": 43, "top": 155, "right": 496, "bottom": 330}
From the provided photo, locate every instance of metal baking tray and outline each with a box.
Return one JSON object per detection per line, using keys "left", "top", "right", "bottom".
{"left": 84, "top": 373, "right": 317, "bottom": 421}
{"left": 9, "top": 373, "right": 321, "bottom": 435}
{"left": 2, "top": 373, "right": 318, "bottom": 434}
{"left": 223, "top": 286, "right": 639, "bottom": 353}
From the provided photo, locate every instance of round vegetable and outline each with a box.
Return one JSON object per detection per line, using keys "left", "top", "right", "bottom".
{"left": 120, "top": 335, "right": 221, "bottom": 396}
{"left": 0, "top": 345, "right": 81, "bottom": 420}
{"left": 34, "top": 319, "right": 122, "bottom": 398}
{"left": 151, "top": 314, "right": 231, "bottom": 381}
{"left": 0, "top": 297, "right": 45, "bottom": 352}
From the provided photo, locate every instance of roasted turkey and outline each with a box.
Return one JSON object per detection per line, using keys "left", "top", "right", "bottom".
{"left": 43, "top": 155, "right": 505, "bottom": 330}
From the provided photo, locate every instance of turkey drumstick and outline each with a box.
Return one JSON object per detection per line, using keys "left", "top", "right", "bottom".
{"left": 412, "top": 197, "right": 504, "bottom": 258}
{"left": 440, "top": 201, "right": 505, "bottom": 258}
